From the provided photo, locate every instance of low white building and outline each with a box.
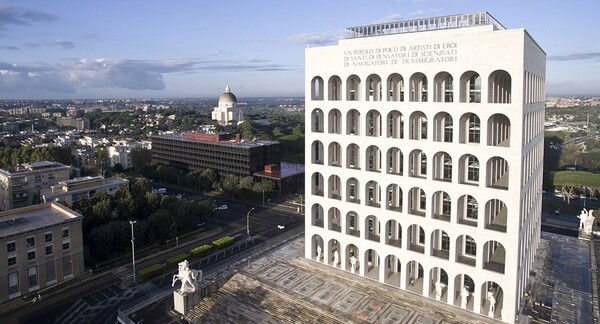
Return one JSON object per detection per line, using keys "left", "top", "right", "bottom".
{"left": 42, "top": 176, "right": 129, "bottom": 205}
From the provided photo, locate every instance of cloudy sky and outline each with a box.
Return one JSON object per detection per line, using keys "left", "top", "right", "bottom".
{"left": 0, "top": 0, "right": 598, "bottom": 99}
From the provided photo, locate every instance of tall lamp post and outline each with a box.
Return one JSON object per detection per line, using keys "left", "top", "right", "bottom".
{"left": 246, "top": 207, "right": 255, "bottom": 236}
{"left": 129, "top": 220, "right": 137, "bottom": 284}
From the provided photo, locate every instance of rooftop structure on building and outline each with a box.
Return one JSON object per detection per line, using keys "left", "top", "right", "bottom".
{"left": 305, "top": 12, "right": 545, "bottom": 323}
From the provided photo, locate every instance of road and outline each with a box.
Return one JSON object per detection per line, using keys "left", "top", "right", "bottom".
{"left": 0, "top": 189, "right": 304, "bottom": 324}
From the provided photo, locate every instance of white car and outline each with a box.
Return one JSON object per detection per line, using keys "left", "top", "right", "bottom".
{"left": 217, "top": 205, "right": 228, "bottom": 210}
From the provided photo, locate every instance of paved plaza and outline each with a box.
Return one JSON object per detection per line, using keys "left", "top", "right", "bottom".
{"left": 181, "top": 237, "right": 498, "bottom": 323}
{"left": 131, "top": 230, "right": 599, "bottom": 324}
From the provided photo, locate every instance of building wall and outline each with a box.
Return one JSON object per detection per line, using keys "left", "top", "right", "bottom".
{"left": 304, "top": 22, "right": 545, "bottom": 323}
{"left": 152, "top": 135, "right": 281, "bottom": 177}
{"left": 0, "top": 204, "right": 84, "bottom": 302}
{"left": 0, "top": 164, "right": 71, "bottom": 211}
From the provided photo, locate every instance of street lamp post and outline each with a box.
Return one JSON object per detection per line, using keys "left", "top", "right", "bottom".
{"left": 262, "top": 189, "right": 265, "bottom": 207}
{"left": 129, "top": 220, "right": 137, "bottom": 284}
{"left": 246, "top": 207, "right": 255, "bottom": 236}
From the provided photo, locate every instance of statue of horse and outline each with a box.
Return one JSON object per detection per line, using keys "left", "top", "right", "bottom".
{"left": 172, "top": 260, "right": 202, "bottom": 293}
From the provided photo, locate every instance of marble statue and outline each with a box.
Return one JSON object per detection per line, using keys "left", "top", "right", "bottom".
{"left": 460, "top": 286, "right": 470, "bottom": 308}
{"left": 578, "top": 208, "right": 595, "bottom": 235}
{"left": 350, "top": 255, "right": 359, "bottom": 272}
{"left": 487, "top": 290, "right": 496, "bottom": 315}
{"left": 172, "top": 260, "right": 202, "bottom": 293}
{"left": 317, "top": 245, "right": 322, "bottom": 261}
{"left": 333, "top": 250, "right": 340, "bottom": 266}
{"left": 435, "top": 281, "right": 445, "bottom": 300}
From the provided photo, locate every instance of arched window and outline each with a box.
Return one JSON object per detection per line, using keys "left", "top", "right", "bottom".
{"left": 410, "top": 73, "right": 428, "bottom": 102}
{"left": 488, "top": 70, "right": 511, "bottom": 103}
{"left": 311, "top": 76, "right": 324, "bottom": 100}
{"left": 460, "top": 71, "right": 481, "bottom": 103}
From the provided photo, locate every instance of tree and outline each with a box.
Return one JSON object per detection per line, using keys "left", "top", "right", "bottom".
{"left": 31, "top": 189, "right": 42, "bottom": 205}
{"left": 115, "top": 185, "right": 136, "bottom": 220}
{"left": 112, "top": 163, "right": 124, "bottom": 173}
{"left": 131, "top": 148, "right": 152, "bottom": 170}
{"left": 221, "top": 175, "right": 240, "bottom": 199}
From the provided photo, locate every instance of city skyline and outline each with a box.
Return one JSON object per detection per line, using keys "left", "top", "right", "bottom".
{"left": 0, "top": 0, "right": 599, "bottom": 100}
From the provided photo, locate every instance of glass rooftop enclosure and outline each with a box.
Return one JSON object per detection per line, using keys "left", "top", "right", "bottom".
{"left": 345, "top": 12, "right": 505, "bottom": 39}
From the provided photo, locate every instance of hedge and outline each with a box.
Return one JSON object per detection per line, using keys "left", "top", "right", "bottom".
{"left": 137, "top": 263, "right": 165, "bottom": 280}
{"left": 212, "top": 236, "right": 234, "bottom": 249}
{"left": 166, "top": 253, "right": 190, "bottom": 266}
{"left": 190, "top": 244, "right": 213, "bottom": 257}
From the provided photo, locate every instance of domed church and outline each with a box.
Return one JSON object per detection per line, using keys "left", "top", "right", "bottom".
{"left": 211, "top": 85, "right": 244, "bottom": 125}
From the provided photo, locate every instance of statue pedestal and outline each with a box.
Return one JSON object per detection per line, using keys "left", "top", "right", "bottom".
{"left": 173, "top": 290, "right": 188, "bottom": 315}
{"left": 173, "top": 289, "right": 202, "bottom": 316}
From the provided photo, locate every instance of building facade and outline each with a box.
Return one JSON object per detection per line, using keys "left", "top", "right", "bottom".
{"left": 41, "top": 176, "right": 129, "bottom": 206}
{"left": 152, "top": 132, "right": 281, "bottom": 178}
{"left": 211, "top": 85, "right": 244, "bottom": 125}
{"left": 304, "top": 12, "right": 545, "bottom": 322}
{"left": 0, "top": 161, "right": 72, "bottom": 211}
{"left": 0, "top": 202, "right": 84, "bottom": 302}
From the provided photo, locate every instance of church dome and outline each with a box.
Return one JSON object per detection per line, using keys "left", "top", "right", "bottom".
{"left": 219, "top": 85, "right": 237, "bottom": 104}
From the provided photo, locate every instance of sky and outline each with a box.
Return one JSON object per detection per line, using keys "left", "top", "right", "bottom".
{"left": 0, "top": 0, "right": 599, "bottom": 99}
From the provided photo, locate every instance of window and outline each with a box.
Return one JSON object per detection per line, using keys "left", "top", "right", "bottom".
{"left": 8, "top": 256, "right": 16, "bottom": 266}
{"left": 7, "top": 241, "right": 15, "bottom": 253}
{"left": 8, "top": 272, "right": 19, "bottom": 295}
{"left": 466, "top": 155, "right": 479, "bottom": 183}
{"left": 468, "top": 115, "right": 480, "bottom": 143}
{"left": 62, "top": 228, "right": 69, "bottom": 238}
{"left": 466, "top": 196, "right": 478, "bottom": 219}
{"left": 46, "top": 245, "right": 53, "bottom": 255}
{"left": 443, "top": 116, "right": 453, "bottom": 142}
{"left": 418, "top": 227, "right": 425, "bottom": 245}
{"left": 349, "top": 184, "right": 356, "bottom": 199}
{"left": 444, "top": 75, "right": 453, "bottom": 102}
{"left": 468, "top": 75, "right": 481, "bottom": 103}
{"left": 419, "top": 190, "right": 426, "bottom": 210}
{"left": 28, "top": 251, "right": 36, "bottom": 260}
{"left": 26, "top": 237, "right": 35, "bottom": 248}
{"left": 465, "top": 236, "right": 477, "bottom": 256}
{"left": 46, "top": 261, "right": 56, "bottom": 283}
{"left": 443, "top": 155, "right": 452, "bottom": 180}
{"left": 63, "top": 255, "right": 72, "bottom": 277}
{"left": 349, "top": 214, "right": 356, "bottom": 229}
{"left": 442, "top": 195, "right": 451, "bottom": 215}
{"left": 28, "top": 266, "right": 38, "bottom": 288}
{"left": 441, "top": 233, "right": 450, "bottom": 251}
{"left": 45, "top": 233, "right": 53, "bottom": 243}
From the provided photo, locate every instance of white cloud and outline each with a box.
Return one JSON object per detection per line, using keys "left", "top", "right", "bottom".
{"left": 286, "top": 31, "right": 342, "bottom": 46}
{"left": 0, "top": 57, "right": 295, "bottom": 95}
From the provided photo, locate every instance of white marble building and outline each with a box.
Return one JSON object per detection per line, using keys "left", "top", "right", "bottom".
{"left": 304, "top": 12, "right": 545, "bottom": 323}
{"left": 211, "top": 85, "right": 244, "bottom": 125}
